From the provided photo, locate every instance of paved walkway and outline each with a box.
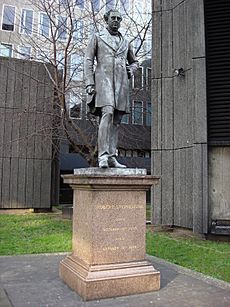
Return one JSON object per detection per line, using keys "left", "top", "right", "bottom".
{"left": 0, "top": 253, "right": 229, "bottom": 307}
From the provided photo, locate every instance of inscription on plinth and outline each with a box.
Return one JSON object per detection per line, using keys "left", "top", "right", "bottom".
{"left": 73, "top": 189, "right": 146, "bottom": 264}
{"left": 59, "top": 169, "right": 160, "bottom": 301}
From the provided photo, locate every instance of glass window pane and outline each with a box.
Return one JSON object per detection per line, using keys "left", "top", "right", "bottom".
{"left": 133, "top": 67, "right": 143, "bottom": 89}
{"left": 2, "top": 6, "right": 15, "bottom": 31}
{"left": 92, "top": 0, "right": 100, "bottom": 12}
{"left": 0, "top": 43, "right": 13, "bottom": 57}
{"left": 20, "top": 9, "right": 33, "bottom": 35}
{"left": 70, "top": 54, "right": 83, "bottom": 81}
{"left": 133, "top": 100, "right": 143, "bottom": 125}
{"left": 146, "top": 102, "right": 151, "bottom": 126}
{"left": 59, "top": 0, "right": 68, "bottom": 6}
{"left": 146, "top": 37, "right": 151, "bottom": 55}
{"left": 39, "top": 13, "right": 50, "bottom": 37}
{"left": 146, "top": 67, "right": 152, "bottom": 90}
{"left": 36, "top": 49, "right": 50, "bottom": 62}
{"left": 134, "top": 0, "right": 143, "bottom": 15}
{"left": 75, "top": 0, "right": 84, "bottom": 9}
{"left": 56, "top": 50, "right": 64, "bottom": 68}
{"left": 73, "top": 20, "right": 83, "bottom": 41}
{"left": 106, "top": 0, "right": 115, "bottom": 11}
{"left": 120, "top": 0, "right": 129, "bottom": 14}
{"left": 69, "top": 93, "right": 82, "bottom": 119}
{"left": 121, "top": 114, "right": 129, "bottom": 124}
{"left": 57, "top": 16, "right": 67, "bottom": 41}
{"left": 133, "top": 37, "right": 141, "bottom": 53}
{"left": 18, "top": 46, "right": 31, "bottom": 59}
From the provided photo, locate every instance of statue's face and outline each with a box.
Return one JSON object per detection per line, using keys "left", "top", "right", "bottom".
{"left": 107, "top": 11, "right": 122, "bottom": 32}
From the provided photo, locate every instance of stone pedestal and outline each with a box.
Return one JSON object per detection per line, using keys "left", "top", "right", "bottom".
{"left": 59, "top": 168, "right": 160, "bottom": 301}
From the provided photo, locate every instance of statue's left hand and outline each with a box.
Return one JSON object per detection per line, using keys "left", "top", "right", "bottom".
{"left": 86, "top": 85, "right": 96, "bottom": 95}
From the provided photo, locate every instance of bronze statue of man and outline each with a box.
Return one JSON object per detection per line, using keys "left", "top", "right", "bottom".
{"left": 84, "top": 9, "right": 139, "bottom": 168}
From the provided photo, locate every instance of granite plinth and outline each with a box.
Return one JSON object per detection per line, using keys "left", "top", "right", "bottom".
{"left": 59, "top": 257, "right": 160, "bottom": 300}
{"left": 74, "top": 168, "right": 147, "bottom": 176}
{"left": 59, "top": 169, "right": 160, "bottom": 300}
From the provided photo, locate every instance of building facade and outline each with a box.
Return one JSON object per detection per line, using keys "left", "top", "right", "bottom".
{"left": 152, "top": 0, "right": 230, "bottom": 235}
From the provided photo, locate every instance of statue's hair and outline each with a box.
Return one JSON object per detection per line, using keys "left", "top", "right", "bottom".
{"left": 104, "top": 9, "right": 122, "bottom": 22}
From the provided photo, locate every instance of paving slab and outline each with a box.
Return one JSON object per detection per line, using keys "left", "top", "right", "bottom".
{"left": 0, "top": 253, "right": 229, "bottom": 307}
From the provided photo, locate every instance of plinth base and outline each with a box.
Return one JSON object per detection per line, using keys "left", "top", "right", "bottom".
{"left": 59, "top": 255, "right": 160, "bottom": 301}
{"left": 60, "top": 170, "right": 161, "bottom": 300}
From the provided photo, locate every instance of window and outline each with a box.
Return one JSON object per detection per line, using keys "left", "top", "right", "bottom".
{"left": 92, "top": 0, "right": 100, "bottom": 12}
{"left": 20, "top": 9, "right": 33, "bottom": 35}
{"left": 132, "top": 150, "right": 138, "bottom": 157}
{"left": 146, "top": 67, "right": 151, "bottom": 89}
{"left": 134, "top": 0, "right": 143, "bottom": 15}
{"left": 146, "top": 37, "right": 152, "bottom": 55}
{"left": 147, "top": 1, "right": 151, "bottom": 14}
{"left": 59, "top": 0, "right": 68, "bottom": 6}
{"left": 18, "top": 46, "right": 31, "bottom": 59}
{"left": 133, "top": 100, "right": 143, "bottom": 125}
{"left": 73, "top": 20, "right": 83, "bottom": 42}
{"left": 56, "top": 50, "right": 64, "bottom": 68}
{"left": 57, "top": 16, "right": 67, "bottom": 41}
{"left": 126, "top": 150, "right": 132, "bottom": 157}
{"left": 146, "top": 102, "right": 151, "bottom": 126}
{"left": 119, "top": 149, "right": 126, "bottom": 157}
{"left": 75, "top": 0, "right": 84, "bottom": 9}
{"left": 0, "top": 43, "right": 13, "bottom": 57}
{"left": 2, "top": 5, "right": 15, "bottom": 31}
{"left": 39, "top": 13, "right": 50, "bottom": 37}
{"left": 69, "top": 93, "right": 82, "bottom": 119}
{"left": 121, "top": 114, "right": 129, "bottom": 124}
{"left": 133, "top": 67, "right": 143, "bottom": 89}
{"left": 106, "top": 0, "right": 115, "bottom": 11}
{"left": 36, "top": 49, "right": 50, "bottom": 62}
{"left": 120, "top": 0, "right": 129, "bottom": 14}
{"left": 137, "top": 151, "right": 145, "bottom": 157}
{"left": 70, "top": 54, "right": 83, "bottom": 81}
{"left": 133, "top": 36, "right": 141, "bottom": 53}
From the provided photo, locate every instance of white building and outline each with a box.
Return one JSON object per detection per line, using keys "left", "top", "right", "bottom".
{"left": 0, "top": 0, "right": 152, "bottom": 121}
{"left": 0, "top": 0, "right": 151, "bottom": 60}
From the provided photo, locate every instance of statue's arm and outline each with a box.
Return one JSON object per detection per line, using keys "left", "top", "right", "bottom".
{"left": 84, "top": 35, "right": 97, "bottom": 90}
{"left": 127, "top": 42, "right": 139, "bottom": 78}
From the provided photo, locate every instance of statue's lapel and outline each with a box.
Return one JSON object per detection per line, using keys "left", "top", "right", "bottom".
{"left": 99, "top": 30, "right": 125, "bottom": 53}
{"left": 116, "top": 35, "right": 124, "bottom": 53}
{"left": 99, "top": 30, "right": 117, "bottom": 52}
{"left": 116, "top": 36, "right": 127, "bottom": 54}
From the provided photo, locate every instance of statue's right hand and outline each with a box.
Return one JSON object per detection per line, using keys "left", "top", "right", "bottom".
{"left": 86, "top": 85, "right": 96, "bottom": 95}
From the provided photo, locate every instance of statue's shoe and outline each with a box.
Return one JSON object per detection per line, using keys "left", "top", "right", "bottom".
{"left": 108, "top": 157, "right": 127, "bottom": 168}
{"left": 98, "top": 158, "right": 109, "bottom": 168}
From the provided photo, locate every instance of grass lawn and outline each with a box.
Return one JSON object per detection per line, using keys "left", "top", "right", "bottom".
{"left": 146, "top": 228, "right": 230, "bottom": 282}
{"left": 0, "top": 212, "right": 229, "bottom": 282}
{"left": 0, "top": 212, "right": 72, "bottom": 255}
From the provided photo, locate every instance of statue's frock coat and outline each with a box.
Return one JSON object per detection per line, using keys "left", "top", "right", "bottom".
{"left": 84, "top": 29, "right": 138, "bottom": 114}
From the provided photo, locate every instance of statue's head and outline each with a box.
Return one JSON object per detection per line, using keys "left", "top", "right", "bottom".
{"left": 104, "top": 9, "right": 122, "bottom": 32}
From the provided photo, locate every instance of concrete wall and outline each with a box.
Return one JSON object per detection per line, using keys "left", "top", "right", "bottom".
{"left": 0, "top": 57, "right": 57, "bottom": 209}
{"left": 151, "top": 0, "right": 208, "bottom": 233}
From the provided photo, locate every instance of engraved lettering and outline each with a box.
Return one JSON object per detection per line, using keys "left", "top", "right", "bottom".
{"left": 115, "top": 237, "right": 125, "bottom": 241}
{"left": 128, "top": 245, "right": 137, "bottom": 249}
{"left": 99, "top": 245, "right": 139, "bottom": 252}
{"left": 103, "top": 226, "right": 137, "bottom": 232}
{"left": 96, "top": 204, "right": 144, "bottom": 210}
{"left": 115, "top": 218, "right": 125, "bottom": 222}
{"left": 102, "top": 246, "right": 120, "bottom": 251}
